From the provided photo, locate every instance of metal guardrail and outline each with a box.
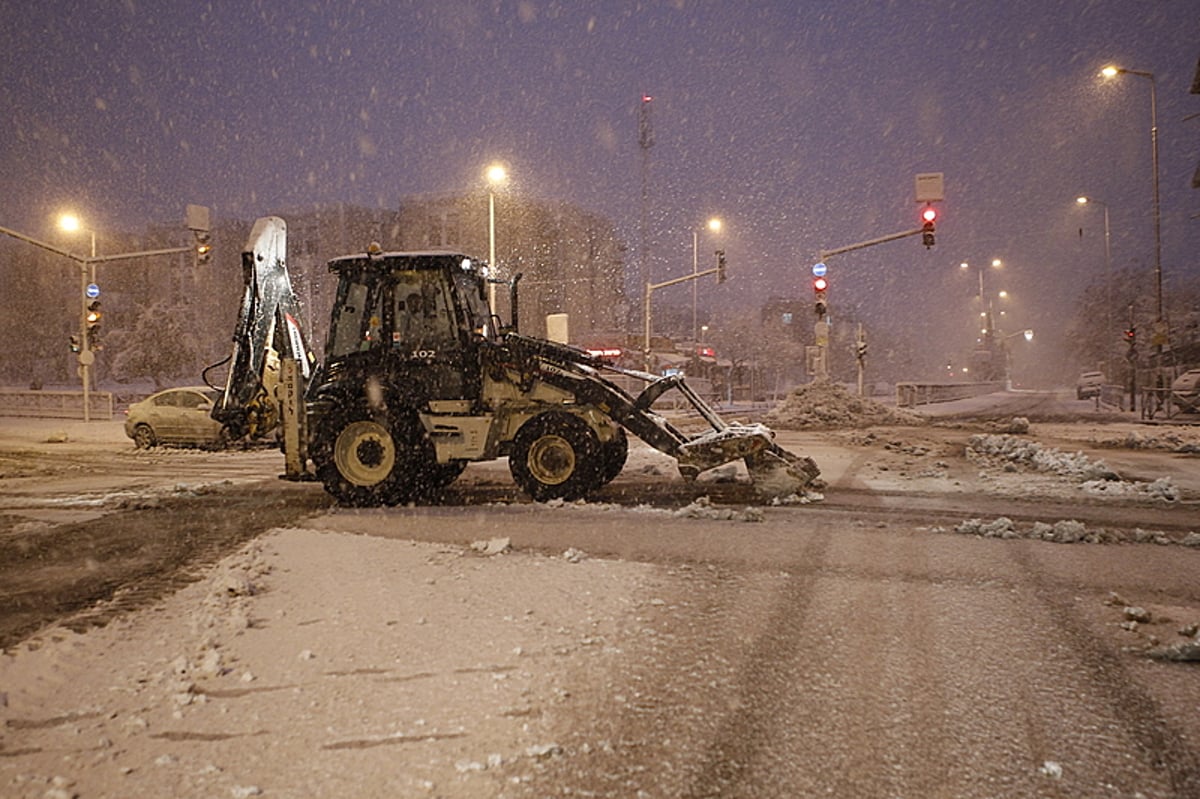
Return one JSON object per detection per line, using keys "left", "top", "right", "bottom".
{"left": 1139, "top": 387, "right": 1200, "bottom": 422}
{"left": 0, "top": 389, "right": 114, "bottom": 420}
{"left": 895, "top": 381, "right": 1003, "bottom": 408}
{"left": 1099, "top": 384, "right": 1128, "bottom": 410}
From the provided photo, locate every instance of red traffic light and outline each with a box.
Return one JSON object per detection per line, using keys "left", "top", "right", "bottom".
{"left": 813, "top": 276, "right": 828, "bottom": 293}
{"left": 920, "top": 205, "right": 937, "bottom": 248}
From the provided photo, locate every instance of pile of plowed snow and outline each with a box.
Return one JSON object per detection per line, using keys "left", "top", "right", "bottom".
{"left": 765, "top": 381, "right": 926, "bottom": 429}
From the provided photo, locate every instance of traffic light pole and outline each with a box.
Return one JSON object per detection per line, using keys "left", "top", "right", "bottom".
{"left": 78, "top": 262, "right": 91, "bottom": 421}
{"left": 811, "top": 223, "right": 930, "bottom": 385}
{"left": 818, "top": 226, "right": 925, "bottom": 260}
{"left": 0, "top": 225, "right": 200, "bottom": 421}
{"left": 643, "top": 262, "right": 723, "bottom": 370}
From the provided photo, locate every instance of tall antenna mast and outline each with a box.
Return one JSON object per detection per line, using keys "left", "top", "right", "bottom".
{"left": 638, "top": 94, "right": 655, "bottom": 325}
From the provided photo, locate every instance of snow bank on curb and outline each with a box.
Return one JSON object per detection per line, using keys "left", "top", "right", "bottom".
{"left": 967, "top": 434, "right": 1117, "bottom": 481}
{"left": 765, "top": 381, "right": 926, "bottom": 429}
{"left": 540, "top": 495, "right": 766, "bottom": 522}
{"left": 1098, "top": 429, "right": 1200, "bottom": 454}
{"left": 967, "top": 433, "right": 1181, "bottom": 501}
{"left": 941, "top": 516, "right": 1200, "bottom": 547}
{"left": 1081, "top": 476, "right": 1179, "bottom": 501}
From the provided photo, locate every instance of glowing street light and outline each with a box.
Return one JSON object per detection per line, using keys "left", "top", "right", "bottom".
{"left": 485, "top": 163, "right": 508, "bottom": 314}
{"left": 1100, "top": 65, "right": 1163, "bottom": 348}
{"left": 58, "top": 213, "right": 96, "bottom": 260}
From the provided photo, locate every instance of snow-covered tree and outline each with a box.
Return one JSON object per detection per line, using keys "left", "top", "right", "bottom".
{"left": 106, "top": 300, "right": 208, "bottom": 390}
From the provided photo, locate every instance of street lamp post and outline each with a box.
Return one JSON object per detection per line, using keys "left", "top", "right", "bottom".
{"left": 1101, "top": 65, "right": 1164, "bottom": 349}
{"left": 691, "top": 217, "right": 721, "bottom": 342}
{"left": 1000, "top": 329, "right": 1034, "bottom": 388}
{"left": 1075, "top": 196, "right": 1113, "bottom": 375}
{"left": 960, "top": 258, "right": 1002, "bottom": 325}
{"left": 485, "top": 163, "right": 508, "bottom": 316}
{"left": 59, "top": 214, "right": 97, "bottom": 421}
{"left": 961, "top": 259, "right": 1003, "bottom": 381}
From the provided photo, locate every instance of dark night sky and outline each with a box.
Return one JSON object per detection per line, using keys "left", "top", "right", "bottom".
{"left": 2, "top": 0, "right": 1198, "bottom": 383}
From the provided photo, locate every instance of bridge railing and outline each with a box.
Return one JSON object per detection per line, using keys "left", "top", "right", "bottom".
{"left": 0, "top": 389, "right": 114, "bottom": 420}
{"left": 895, "top": 382, "right": 1003, "bottom": 408}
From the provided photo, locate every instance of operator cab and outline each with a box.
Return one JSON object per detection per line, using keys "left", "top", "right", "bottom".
{"left": 323, "top": 250, "right": 494, "bottom": 409}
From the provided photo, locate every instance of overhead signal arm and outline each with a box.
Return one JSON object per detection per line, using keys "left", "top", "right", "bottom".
{"left": 819, "top": 205, "right": 938, "bottom": 259}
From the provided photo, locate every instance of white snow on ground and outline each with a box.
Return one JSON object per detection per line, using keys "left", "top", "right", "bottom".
{"left": 2, "top": 402, "right": 1199, "bottom": 796}
{"left": 0, "top": 530, "right": 666, "bottom": 797}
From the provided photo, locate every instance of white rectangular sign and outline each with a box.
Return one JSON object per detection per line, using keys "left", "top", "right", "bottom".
{"left": 915, "top": 173, "right": 945, "bottom": 203}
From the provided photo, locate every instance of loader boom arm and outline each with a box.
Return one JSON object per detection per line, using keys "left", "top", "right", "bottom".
{"left": 503, "top": 334, "right": 820, "bottom": 492}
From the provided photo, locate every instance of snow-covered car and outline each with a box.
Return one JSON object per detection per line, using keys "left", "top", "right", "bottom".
{"left": 1172, "top": 369, "right": 1200, "bottom": 412}
{"left": 124, "top": 386, "right": 228, "bottom": 449}
{"left": 1075, "top": 371, "right": 1104, "bottom": 400}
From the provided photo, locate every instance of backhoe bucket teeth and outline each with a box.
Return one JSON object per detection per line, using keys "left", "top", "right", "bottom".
{"left": 745, "top": 444, "right": 821, "bottom": 499}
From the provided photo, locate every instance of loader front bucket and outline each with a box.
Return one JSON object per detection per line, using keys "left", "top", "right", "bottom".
{"left": 672, "top": 423, "right": 821, "bottom": 499}
{"left": 745, "top": 443, "right": 821, "bottom": 499}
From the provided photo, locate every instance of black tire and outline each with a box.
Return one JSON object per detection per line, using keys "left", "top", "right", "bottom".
{"left": 132, "top": 423, "right": 157, "bottom": 449}
{"left": 509, "top": 412, "right": 601, "bottom": 501}
{"left": 429, "top": 460, "right": 468, "bottom": 488}
{"left": 597, "top": 426, "right": 628, "bottom": 485}
{"left": 203, "top": 425, "right": 235, "bottom": 451}
{"left": 311, "top": 406, "right": 438, "bottom": 506}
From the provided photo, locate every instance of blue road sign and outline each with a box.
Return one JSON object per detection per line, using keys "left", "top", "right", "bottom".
{"left": 812, "top": 262, "right": 827, "bottom": 277}
{"left": 86, "top": 283, "right": 100, "bottom": 299}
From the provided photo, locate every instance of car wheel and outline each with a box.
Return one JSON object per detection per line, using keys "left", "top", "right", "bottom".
{"left": 203, "top": 425, "right": 235, "bottom": 451}
{"left": 509, "top": 412, "right": 600, "bottom": 501}
{"left": 132, "top": 423, "right": 157, "bottom": 449}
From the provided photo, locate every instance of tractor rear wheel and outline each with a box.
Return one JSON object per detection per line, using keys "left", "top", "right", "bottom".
{"left": 509, "top": 412, "right": 600, "bottom": 501}
{"left": 312, "top": 406, "right": 439, "bottom": 506}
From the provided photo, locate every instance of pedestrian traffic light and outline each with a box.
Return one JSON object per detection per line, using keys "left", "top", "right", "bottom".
{"left": 921, "top": 205, "right": 937, "bottom": 248}
{"left": 716, "top": 250, "right": 727, "bottom": 283}
{"left": 194, "top": 230, "right": 212, "bottom": 264}
{"left": 69, "top": 335, "right": 81, "bottom": 353}
{"left": 1124, "top": 328, "right": 1136, "bottom": 344}
{"left": 813, "top": 275, "right": 828, "bottom": 317}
